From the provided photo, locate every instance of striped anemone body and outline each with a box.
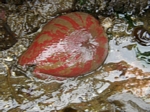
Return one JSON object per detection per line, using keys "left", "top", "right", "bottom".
{"left": 19, "top": 12, "right": 108, "bottom": 78}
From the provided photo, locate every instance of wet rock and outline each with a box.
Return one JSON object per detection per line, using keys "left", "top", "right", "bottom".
{"left": 75, "top": 0, "right": 150, "bottom": 16}
{"left": 141, "top": 9, "right": 150, "bottom": 32}
{"left": 63, "top": 107, "right": 77, "bottom": 112}
{"left": 1, "top": 0, "right": 29, "bottom": 5}
{"left": 104, "top": 0, "right": 149, "bottom": 15}
{"left": 108, "top": 93, "right": 150, "bottom": 112}
{"left": 0, "top": 20, "right": 17, "bottom": 51}
{"left": 6, "top": 0, "right": 75, "bottom": 37}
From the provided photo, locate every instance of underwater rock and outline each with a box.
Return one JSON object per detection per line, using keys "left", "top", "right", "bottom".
{"left": 75, "top": 0, "right": 149, "bottom": 16}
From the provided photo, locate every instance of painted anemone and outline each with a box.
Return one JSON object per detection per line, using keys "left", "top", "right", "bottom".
{"left": 19, "top": 12, "right": 108, "bottom": 79}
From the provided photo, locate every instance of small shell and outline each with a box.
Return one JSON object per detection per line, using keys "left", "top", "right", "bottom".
{"left": 133, "top": 27, "right": 150, "bottom": 46}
